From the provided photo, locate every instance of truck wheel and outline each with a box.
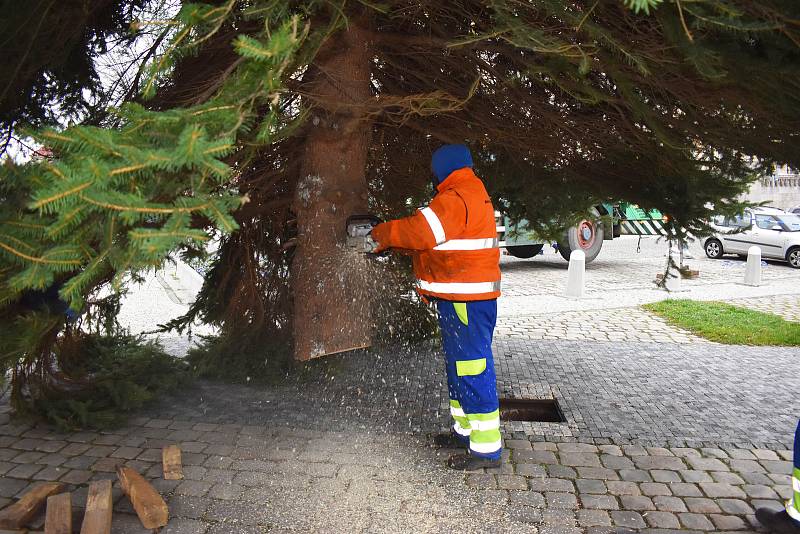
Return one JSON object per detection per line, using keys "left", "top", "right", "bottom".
{"left": 506, "top": 244, "right": 544, "bottom": 259}
{"left": 557, "top": 219, "right": 604, "bottom": 263}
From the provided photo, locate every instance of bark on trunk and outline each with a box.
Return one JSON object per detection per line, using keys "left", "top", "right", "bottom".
{"left": 291, "top": 20, "right": 374, "bottom": 361}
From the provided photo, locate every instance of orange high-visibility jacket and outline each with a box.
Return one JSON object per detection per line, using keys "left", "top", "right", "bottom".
{"left": 371, "top": 167, "right": 501, "bottom": 301}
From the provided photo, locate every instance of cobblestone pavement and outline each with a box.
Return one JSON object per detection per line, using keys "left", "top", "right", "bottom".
{"left": 496, "top": 307, "right": 709, "bottom": 344}
{"left": 731, "top": 294, "right": 800, "bottom": 323}
{"left": 1, "top": 339, "right": 797, "bottom": 532}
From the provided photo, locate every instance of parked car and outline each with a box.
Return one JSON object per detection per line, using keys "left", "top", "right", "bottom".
{"left": 704, "top": 207, "right": 800, "bottom": 268}
{"left": 790, "top": 205, "right": 800, "bottom": 215}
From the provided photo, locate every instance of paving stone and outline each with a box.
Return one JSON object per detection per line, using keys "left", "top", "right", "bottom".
{"left": 606, "top": 481, "right": 641, "bottom": 496}
{"left": 753, "top": 449, "right": 780, "bottom": 461}
{"left": 679, "top": 470, "right": 713, "bottom": 483}
{"left": 710, "top": 513, "right": 748, "bottom": 530}
{"left": 545, "top": 492, "right": 579, "bottom": 509}
{"left": 717, "top": 498, "right": 754, "bottom": 515}
{"left": 576, "top": 479, "right": 607, "bottom": 494}
{"left": 580, "top": 494, "right": 619, "bottom": 510}
{"left": 529, "top": 478, "right": 575, "bottom": 493}
{"left": 600, "top": 454, "right": 634, "bottom": 469}
{"left": 31, "top": 466, "right": 66, "bottom": 481}
{"left": 6, "top": 463, "right": 43, "bottom": 479}
{"left": 0, "top": 477, "right": 29, "bottom": 498}
{"left": 640, "top": 482, "right": 671, "bottom": 496}
{"left": 633, "top": 456, "right": 686, "bottom": 471}
{"left": 750, "top": 499, "right": 785, "bottom": 512}
{"left": 651, "top": 470, "right": 681, "bottom": 483}
{"left": 671, "top": 448, "right": 701, "bottom": 458}
{"left": 729, "top": 459, "right": 765, "bottom": 473}
{"left": 645, "top": 511, "right": 680, "bottom": 528}
{"left": 646, "top": 447, "right": 674, "bottom": 457}
{"left": 610, "top": 511, "right": 647, "bottom": 529}
{"left": 558, "top": 443, "right": 598, "bottom": 453}
{"left": 110, "top": 446, "right": 143, "bottom": 459}
{"left": 576, "top": 509, "right": 612, "bottom": 527}
{"left": 10, "top": 451, "right": 44, "bottom": 464}
{"left": 700, "top": 447, "right": 729, "bottom": 459}
{"left": 652, "top": 495, "right": 688, "bottom": 512}
{"left": 622, "top": 445, "right": 648, "bottom": 457}
{"left": 559, "top": 452, "right": 601, "bottom": 467}
{"left": 547, "top": 465, "right": 577, "bottom": 479}
{"left": 743, "top": 484, "right": 779, "bottom": 499}
{"left": 727, "top": 449, "right": 757, "bottom": 460}
{"left": 496, "top": 475, "right": 527, "bottom": 490}
{"left": 699, "top": 482, "right": 746, "bottom": 498}
{"left": 515, "top": 463, "right": 546, "bottom": 477}
{"left": 598, "top": 445, "right": 622, "bottom": 456}
{"left": 761, "top": 460, "right": 793, "bottom": 474}
{"left": 667, "top": 482, "right": 702, "bottom": 497}
{"left": 619, "top": 495, "right": 656, "bottom": 511}
{"left": 739, "top": 471, "right": 774, "bottom": 485}
{"left": 620, "top": 469, "right": 652, "bottom": 482}
{"left": 515, "top": 449, "right": 558, "bottom": 464}
{"left": 504, "top": 439, "right": 531, "bottom": 450}
{"left": 509, "top": 490, "right": 545, "bottom": 508}
{"left": 684, "top": 497, "right": 722, "bottom": 514}
{"left": 576, "top": 467, "right": 619, "bottom": 480}
{"left": 91, "top": 457, "right": 122, "bottom": 473}
{"left": 678, "top": 512, "right": 715, "bottom": 530}
{"left": 710, "top": 471, "right": 745, "bottom": 485}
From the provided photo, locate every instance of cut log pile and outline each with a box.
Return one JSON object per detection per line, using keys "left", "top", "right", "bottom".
{"left": 0, "top": 445, "right": 182, "bottom": 533}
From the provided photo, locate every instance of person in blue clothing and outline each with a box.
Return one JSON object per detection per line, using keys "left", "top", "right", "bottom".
{"left": 756, "top": 419, "right": 800, "bottom": 533}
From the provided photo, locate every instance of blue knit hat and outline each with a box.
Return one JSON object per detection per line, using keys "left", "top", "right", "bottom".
{"left": 431, "top": 144, "right": 473, "bottom": 184}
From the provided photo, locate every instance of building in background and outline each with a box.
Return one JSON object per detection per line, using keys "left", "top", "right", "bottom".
{"left": 743, "top": 165, "right": 800, "bottom": 210}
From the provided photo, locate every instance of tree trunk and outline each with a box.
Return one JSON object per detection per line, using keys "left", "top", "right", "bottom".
{"left": 292, "top": 20, "right": 374, "bottom": 361}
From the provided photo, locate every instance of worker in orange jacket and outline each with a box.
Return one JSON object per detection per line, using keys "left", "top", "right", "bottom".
{"left": 371, "top": 144, "right": 503, "bottom": 470}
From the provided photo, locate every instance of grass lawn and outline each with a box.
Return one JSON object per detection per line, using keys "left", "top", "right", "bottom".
{"left": 643, "top": 299, "right": 800, "bottom": 346}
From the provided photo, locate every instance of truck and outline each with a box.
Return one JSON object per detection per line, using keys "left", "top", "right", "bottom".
{"left": 497, "top": 202, "right": 666, "bottom": 263}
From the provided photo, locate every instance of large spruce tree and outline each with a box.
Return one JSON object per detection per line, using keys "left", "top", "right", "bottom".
{"left": 1, "top": 1, "right": 799, "bottom": 382}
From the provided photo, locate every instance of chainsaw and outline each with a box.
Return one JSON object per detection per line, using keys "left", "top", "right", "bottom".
{"left": 345, "top": 214, "right": 382, "bottom": 254}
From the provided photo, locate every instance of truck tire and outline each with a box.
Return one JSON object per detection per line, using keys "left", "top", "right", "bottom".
{"left": 557, "top": 219, "right": 604, "bottom": 263}
{"left": 506, "top": 244, "right": 544, "bottom": 259}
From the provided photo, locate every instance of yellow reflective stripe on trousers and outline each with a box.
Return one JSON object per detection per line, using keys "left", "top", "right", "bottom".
{"left": 420, "top": 207, "right": 446, "bottom": 245}
{"left": 455, "top": 358, "right": 486, "bottom": 376}
{"left": 466, "top": 409, "right": 501, "bottom": 453}
{"left": 788, "top": 469, "right": 800, "bottom": 521}
{"left": 449, "top": 399, "right": 471, "bottom": 435}
{"left": 417, "top": 280, "right": 501, "bottom": 294}
{"left": 453, "top": 302, "right": 468, "bottom": 326}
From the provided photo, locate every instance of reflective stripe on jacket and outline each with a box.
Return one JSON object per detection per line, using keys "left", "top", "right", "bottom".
{"left": 371, "top": 167, "right": 501, "bottom": 301}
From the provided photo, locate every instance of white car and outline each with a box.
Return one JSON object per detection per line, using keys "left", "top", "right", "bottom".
{"left": 704, "top": 207, "right": 800, "bottom": 268}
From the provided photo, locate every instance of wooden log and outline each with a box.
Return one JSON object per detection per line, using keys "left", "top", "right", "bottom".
{"left": 116, "top": 466, "right": 168, "bottom": 529}
{"left": 0, "top": 482, "right": 65, "bottom": 529}
{"left": 79, "top": 480, "right": 112, "bottom": 534}
{"left": 44, "top": 492, "right": 71, "bottom": 534}
{"left": 161, "top": 445, "right": 183, "bottom": 480}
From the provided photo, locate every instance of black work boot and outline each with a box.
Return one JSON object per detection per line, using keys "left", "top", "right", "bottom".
{"left": 447, "top": 453, "right": 501, "bottom": 471}
{"left": 432, "top": 432, "right": 468, "bottom": 449}
{"left": 756, "top": 508, "right": 800, "bottom": 533}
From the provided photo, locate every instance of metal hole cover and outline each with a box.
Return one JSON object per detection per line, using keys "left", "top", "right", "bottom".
{"left": 499, "top": 398, "right": 566, "bottom": 423}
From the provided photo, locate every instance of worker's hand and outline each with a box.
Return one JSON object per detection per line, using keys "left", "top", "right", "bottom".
{"left": 369, "top": 223, "right": 390, "bottom": 254}
{"left": 367, "top": 232, "right": 388, "bottom": 254}
{"left": 363, "top": 234, "right": 380, "bottom": 254}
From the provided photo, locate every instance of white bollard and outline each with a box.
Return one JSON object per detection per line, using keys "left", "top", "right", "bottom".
{"left": 565, "top": 249, "right": 585, "bottom": 298}
{"left": 664, "top": 271, "right": 682, "bottom": 291}
{"left": 744, "top": 245, "right": 762, "bottom": 286}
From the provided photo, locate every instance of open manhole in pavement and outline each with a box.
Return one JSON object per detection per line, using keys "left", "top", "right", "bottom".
{"left": 499, "top": 398, "right": 566, "bottom": 423}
